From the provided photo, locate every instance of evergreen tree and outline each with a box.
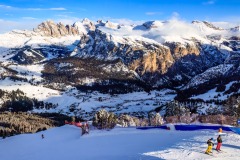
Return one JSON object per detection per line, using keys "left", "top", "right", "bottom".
{"left": 92, "top": 109, "right": 117, "bottom": 129}
{"left": 224, "top": 96, "right": 240, "bottom": 117}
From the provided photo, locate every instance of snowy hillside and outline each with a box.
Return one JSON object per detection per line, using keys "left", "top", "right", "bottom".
{"left": 0, "top": 76, "right": 175, "bottom": 118}
{"left": 0, "top": 18, "right": 239, "bottom": 118}
{"left": 0, "top": 125, "right": 239, "bottom": 160}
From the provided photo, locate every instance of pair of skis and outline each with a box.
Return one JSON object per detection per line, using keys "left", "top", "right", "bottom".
{"left": 204, "top": 149, "right": 225, "bottom": 157}
{"left": 205, "top": 152, "right": 215, "bottom": 157}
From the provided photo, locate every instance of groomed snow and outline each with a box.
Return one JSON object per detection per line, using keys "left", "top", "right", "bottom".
{"left": 0, "top": 125, "right": 239, "bottom": 160}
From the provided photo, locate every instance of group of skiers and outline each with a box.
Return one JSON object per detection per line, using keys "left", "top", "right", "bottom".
{"left": 205, "top": 134, "right": 222, "bottom": 154}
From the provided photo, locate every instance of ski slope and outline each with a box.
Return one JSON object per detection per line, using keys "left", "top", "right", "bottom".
{"left": 0, "top": 125, "right": 239, "bottom": 160}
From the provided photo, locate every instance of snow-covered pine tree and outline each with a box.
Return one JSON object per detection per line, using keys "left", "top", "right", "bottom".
{"left": 150, "top": 112, "right": 164, "bottom": 126}
{"left": 92, "top": 109, "right": 117, "bottom": 129}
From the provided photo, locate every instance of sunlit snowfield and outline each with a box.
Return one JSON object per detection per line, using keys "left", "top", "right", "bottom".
{"left": 0, "top": 125, "right": 239, "bottom": 160}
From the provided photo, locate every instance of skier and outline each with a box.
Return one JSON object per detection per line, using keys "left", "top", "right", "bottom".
{"left": 81, "top": 125, "right": 86, "bottom": 135}
{"left": 81, "top": 122, "right": 88, "bottom": 136}
{"left": 85, "top": 121, "right": 89, "bottom": 134}
{"left": 216, "top": 135, "right": 222, "bottom": 151}
{"left": 41, "top": 134, "right": 44, "bottom": 139}
{"left": 205, "top": 138, "right": 214, "bottom": 154}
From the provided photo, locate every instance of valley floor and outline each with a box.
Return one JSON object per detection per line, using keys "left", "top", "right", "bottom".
{"left": 0, "top": 125, "right": 239, "bottom": 160}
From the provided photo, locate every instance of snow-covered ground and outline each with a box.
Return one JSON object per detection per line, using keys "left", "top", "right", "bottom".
{"left": 191, "top": 81, "right": 239, "bottom": 101}
{"left": 0, "top": 125, "right": 239, "bottom": 160}
{"left": 0, "top": 76, "right": 176, "bottom": 117}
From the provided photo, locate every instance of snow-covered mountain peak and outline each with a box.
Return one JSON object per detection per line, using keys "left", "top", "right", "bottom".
{"left": 81, "top": 18, "right": 91, "bottom": 24}
{"left": 73, "top": 19, "right": 96, "bottom": 35}
{"left": 142, "top": 20, "right": 163, "bottom": 29}
{"left": 81, "top": 18, "right": 96, "bottom": 30}
{"left": 104, "top": 20, "right": 119, "bottom": 29}
{"left": 0, "top": 18, "right": 239, "bottom": 119}
{"left": 192, "top": 20, "right": 223, "bottom": 31}
{"left": 191, "top": 20, "right": 227, "bottom": 40}
{"left": 94, "top": 20, "right": 119, "bottom": 29}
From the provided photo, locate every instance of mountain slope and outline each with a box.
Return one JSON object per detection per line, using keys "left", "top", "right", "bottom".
{"left": 0, "top": 18, "right": 239, "bottom": 118}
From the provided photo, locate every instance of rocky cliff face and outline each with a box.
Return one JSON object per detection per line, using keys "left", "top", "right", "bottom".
{"left": 73, "top": 26, "right": 230, "bottom": 89}
{"left": 1, "top": 19, "right": 239, "bottom": 99}
{"left": 34, "top": 20, "right": 80, "bottom": 37}
{"left": 33, "top": 19, "right": 98, "bottom": 37}
{"left": 74, "top": 29, "right": 176, "bottom": 76}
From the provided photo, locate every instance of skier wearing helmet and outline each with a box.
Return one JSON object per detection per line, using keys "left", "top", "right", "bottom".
{"left": 205, "top": 138, "right": 214, "bottom": 154}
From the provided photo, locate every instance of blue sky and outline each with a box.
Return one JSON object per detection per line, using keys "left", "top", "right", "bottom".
{"left": 0, "top": 0, "right": 239, "bottom": 33}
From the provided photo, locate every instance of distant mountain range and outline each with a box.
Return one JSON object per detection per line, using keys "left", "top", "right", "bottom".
{"left": 0, "top": 18, "right": 239, "bottom": 118}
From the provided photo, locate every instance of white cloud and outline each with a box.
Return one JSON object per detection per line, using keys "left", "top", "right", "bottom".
{"left": 62, "top": 11, "right": 75, "bottom": 14}
{"left": 99, "top": 18, "right": 204, "bottom": 43}
{"left": 145, "top": 12, "right": 163, "bottom": 16}
{"left": 49, "top": 8, "right": 66, "bottom": 11}
{"left": 26, "top": 7, "right": 66, "bottom": 11}
{"left": 0, "top": 4, "right": 66, "bottom": 11}
{"left": 203, "top": 0, "right": 215, "bottom": 5}
{"left": 22, "top": 17, "right": 37, "bottom": 20}
{"left": 109, "top": 18, "right": 144, "bottom": 25}
{"left": 0, "top": 4, "right": 13, "bottom": 9}
{"left": 208, "top": 16, "right": 240, "bottom": 28}
{"left": 212, "top": 21, "right": 239, "bottom": 29}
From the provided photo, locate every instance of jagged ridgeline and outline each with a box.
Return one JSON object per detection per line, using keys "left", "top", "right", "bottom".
{"left": 0, "top": 18, "right": 239, "bottom": 121}
{"left": 1, "top": 19, "right": 239, "bottom": 97}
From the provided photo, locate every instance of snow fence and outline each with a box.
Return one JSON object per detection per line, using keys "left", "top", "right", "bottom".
{"left": 136, "top": 124, "right": 240, "bottom": 135}
{"left": 174, "top": 124, "right": 232, "bottom": 131}
{"left": 230, "top": 127, "right": 240, "bottom": 135}
{"left": 136, "top": 126, "right": 168, "bottom": 130}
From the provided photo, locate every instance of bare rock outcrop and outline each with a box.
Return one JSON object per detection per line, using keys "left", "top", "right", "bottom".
{"left": 129, "top": 47, "right": 173, "bottom": 74}
{"left": 165, "top": 42, "right": 200, "bottom": 59}
{"left": 34, "top": 20, "right": 79, "bottom": 37}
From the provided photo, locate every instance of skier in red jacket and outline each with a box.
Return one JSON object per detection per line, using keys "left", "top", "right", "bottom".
{"left": 216, "top": 135, "right": 222, "bottom": 151}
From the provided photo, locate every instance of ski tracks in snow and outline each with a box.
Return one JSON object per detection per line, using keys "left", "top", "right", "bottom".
{"left": 143, "top": 131, "right": 240, "bottom": 160}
